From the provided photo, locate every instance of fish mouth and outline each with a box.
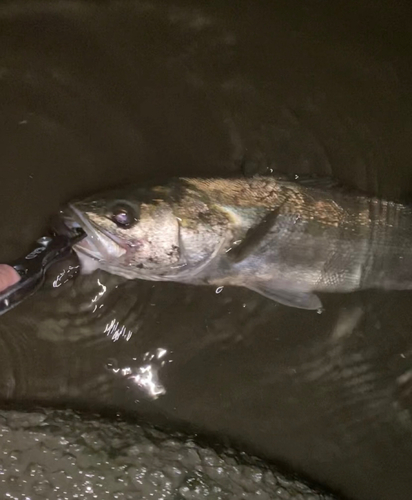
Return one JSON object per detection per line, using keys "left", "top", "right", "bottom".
{"left": 60, "top": 204, "right": 127, "bottom": 263}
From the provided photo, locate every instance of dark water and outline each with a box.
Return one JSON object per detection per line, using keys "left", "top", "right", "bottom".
{"left": 0, "top": 1, "right": 412, "bottom": 499}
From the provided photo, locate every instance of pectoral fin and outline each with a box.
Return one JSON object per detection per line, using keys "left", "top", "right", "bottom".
{"left": 227, "top": 206, "right": 283, "bottom": 264}
{"left": 246, "top": 282, "right": 322, "bottom": 310}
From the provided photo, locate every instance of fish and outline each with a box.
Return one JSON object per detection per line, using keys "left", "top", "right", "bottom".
{"left": 58, "top": 175, "right": 412, "bottom": 310}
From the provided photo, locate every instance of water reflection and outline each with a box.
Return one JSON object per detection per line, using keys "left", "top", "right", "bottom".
{"left": 52, "top": 264, "right": 80, "bottom": 288}
{"left": 91, "top": 278, "right": 107, "bottom": 313}
{"left": 106, "top": 347, "right": 170, "bottom": 399}
{"left": 131, "top": 364, "right": 166, "bottom": 399}
{"left": 104, "top": 318, "right": 133, "bottom": 342}
{"left": 30, "top": 272, "right": 153, "bottom": 343}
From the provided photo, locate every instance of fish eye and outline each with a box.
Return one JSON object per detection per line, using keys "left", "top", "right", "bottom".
{"left": 111, "top": 204, "right": 138, "bottom": 228}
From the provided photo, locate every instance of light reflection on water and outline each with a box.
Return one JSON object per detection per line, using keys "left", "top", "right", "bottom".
{"left": 52, "top": 264, "right": 80, "bottom": 288}
{"left": 104, "top": 318, "right": 133, "bottom": 342}
{"left": 91, "top": 278, "right": 107, "bottom": 313}
{"left": 106, "top": 347, "right": 171, "bottom": 399}
{"left": 131, "top": 364, "right": 166, "bottom": 399}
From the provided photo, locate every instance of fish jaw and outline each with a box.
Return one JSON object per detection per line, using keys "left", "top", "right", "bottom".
{"left": 59, "top": 204, "right": 128, "bottom": 273}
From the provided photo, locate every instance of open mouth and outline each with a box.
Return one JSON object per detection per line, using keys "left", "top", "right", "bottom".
{"left": 59, "top": 204, "right": 127, "bottom": 262}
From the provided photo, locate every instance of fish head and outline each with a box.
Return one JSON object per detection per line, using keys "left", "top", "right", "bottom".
{"left": 60, "top": 180, "right": 232, "bottom": 281}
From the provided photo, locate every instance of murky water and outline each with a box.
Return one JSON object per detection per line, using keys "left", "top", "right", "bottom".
{"left": 0, "top": 1, "right": 412, "bottom": 499}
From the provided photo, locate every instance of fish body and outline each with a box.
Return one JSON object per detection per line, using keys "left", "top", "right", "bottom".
{"left": 61, "top": 176, "right": 412, "bottom": 310}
